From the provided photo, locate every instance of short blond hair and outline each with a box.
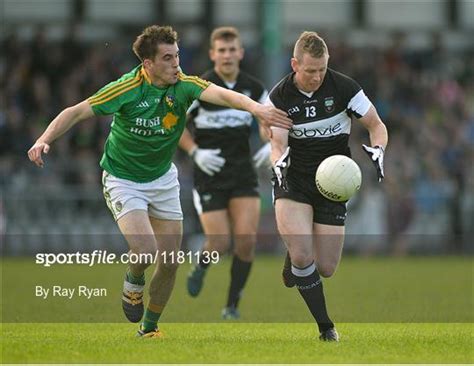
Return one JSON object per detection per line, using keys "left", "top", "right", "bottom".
{"left": 293, "top": 31, "right": 328, "bottom": 60}
{"left": 210, "top": 26, "right": 241, "bottom": 48}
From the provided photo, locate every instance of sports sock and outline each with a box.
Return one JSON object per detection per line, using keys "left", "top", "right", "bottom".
{"left": 226, "top": 255, "right": 252, "bottom": 308}
{"left": 142, "top": 303, "right": 163, "bottom": 332}
{"left": 126, "top": 268, "right": 145, "bottom": 286}
{"left": 197, "top": 252, "right": 211, "bottom": 270}
{"left": 293, "top": 262, "right": 334, "bottom": 332}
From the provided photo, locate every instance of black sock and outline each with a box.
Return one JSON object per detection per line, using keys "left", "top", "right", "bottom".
{"left": 293, "top": 262, "right": 334, "bottom": 332}
{"left": 226, "top": 255, "right": 252, "bottom": 308}
{"left": 197, "top": 252, "right": 211, "bottom": 269}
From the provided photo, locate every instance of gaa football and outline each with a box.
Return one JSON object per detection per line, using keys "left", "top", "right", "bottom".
{"left": 315, "top": 155, "right": 362, "bottom": 202}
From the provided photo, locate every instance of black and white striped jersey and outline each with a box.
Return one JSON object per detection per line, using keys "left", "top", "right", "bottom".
{"left": 268, "top": 68, "right": 372, "bottom": 177}
{"left": 189, "top": 69, "right": 268, "bottom": 190}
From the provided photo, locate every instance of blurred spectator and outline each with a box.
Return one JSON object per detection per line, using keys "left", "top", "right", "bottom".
{"left": 1, "top": 27, "right": 472, "bottom": 254}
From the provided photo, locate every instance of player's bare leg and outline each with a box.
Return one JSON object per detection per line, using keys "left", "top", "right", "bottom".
{"left": 313, "top": 223, "right": 344, "bottom": 278}
{"left": 187, "top": 210, "right": 231, "bottom": 297}
{"left": 200, "top": 210, "right": 232, "bottom": 254}
{"left": 117, "top": 210, "right": 158, "bottom": 323}
{"left": 135, "top": 217, "right": 183, "bottom": 337}
{"left": 221, "top": 197, "right": 260, "bottom": 319}
{"left": 311, "top": 223, "right": 344, "bottom": 341}
{"left": 275, "top": 199, "right": 313, "bottom": 266}
{"left": 275, "top": 199, "right": 337, "bottom": 341}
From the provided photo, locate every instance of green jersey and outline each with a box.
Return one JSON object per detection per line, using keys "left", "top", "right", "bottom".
{"left": 88, "top": 65, "right": 210, "bottom": 182}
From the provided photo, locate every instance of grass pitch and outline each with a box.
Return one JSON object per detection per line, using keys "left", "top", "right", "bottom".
{"left": 1, "top": 255, "right": 473, "bottom": 363}
{"left": 1, "top": 323, "right": 472, "bottom": 363}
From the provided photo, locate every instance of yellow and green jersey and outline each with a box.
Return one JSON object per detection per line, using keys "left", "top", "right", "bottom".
{"left": 88, "top": 65, "right": 210, "bottom": 182}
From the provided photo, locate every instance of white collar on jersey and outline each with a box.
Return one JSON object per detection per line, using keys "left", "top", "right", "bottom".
{"left": 297, "top": 88, "right": 315, "bottom": 98}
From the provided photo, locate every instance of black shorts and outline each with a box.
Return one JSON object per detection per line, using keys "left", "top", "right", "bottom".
{"left": 272, "top": 173, "right": 347, "bottom": 226}
{"left": 193, "top": 186, "right": 259, "bottom": 214}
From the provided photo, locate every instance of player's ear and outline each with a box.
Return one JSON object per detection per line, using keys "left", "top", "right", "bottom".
{"left": 143, "top": 58, "right": 152, "bottom": 69}
{"left": 240, "top": 47, "right": 245, "bottom": 59}
{"left": 290, "top": 57, "right": 298, "bottom": 73}
{"left": 209, "top": 47, "right": 215, "bottom": 62}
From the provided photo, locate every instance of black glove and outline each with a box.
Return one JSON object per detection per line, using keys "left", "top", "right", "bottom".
{"left": 362, "top": 144, "right": 385, "bottom": 182}
{"left": 273, "top": 147, "right": 290, "bottom": 191}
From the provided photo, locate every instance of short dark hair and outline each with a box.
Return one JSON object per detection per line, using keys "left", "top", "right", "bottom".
{"left": 210, "top": 26, "right": 241, "bottom": 48}
{"left": 132, "top": 25, "right": 178, "bottom": 62}
{"left": 294, "top": 31, "right": 328, "bottom": 60}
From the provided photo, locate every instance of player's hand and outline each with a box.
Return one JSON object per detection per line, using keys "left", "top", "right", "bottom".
{"left": 253, "top": 142, "right": 272, "bottom": 169}
{"left": 362, "top": 144, "right": 385, "bottom": 182}
{"left": 254, "top": 104, "right": 292, "bottom": 135}
{"left": 190, "top": 147, "right": 226, "bottom": 176}
{"left": 273, "top": 147, "right": 291, "bottom": 191}
{"left": 28, "top": 141, "right": 50, "bottom": 168}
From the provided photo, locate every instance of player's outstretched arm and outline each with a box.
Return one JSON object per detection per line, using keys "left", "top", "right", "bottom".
{"left": 271, "top": 127, "right": 290, "bottom": 191}
{"left": 199, "top": 84, "right": 292, "bottom": 133}
{"left": 358, "top": 105, "right": 388, "bottom": 149}
{"left": 358, "top": 105, "right": 388, "bottom": 181}
{"left": 28, "top": 100, "right": 94, "bottom": 167}
{"left": 253, "top": 124, "right": 272, "bottom": 169}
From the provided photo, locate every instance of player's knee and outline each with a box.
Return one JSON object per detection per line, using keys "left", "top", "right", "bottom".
{"left": 207, "top": 236, "right": 231, "bottom": 254}
{"left": 317, "top": 263, "right": 337, "bottom": 278}
{"left": 158, "top": 259, "right": 179, "bottom": 273}
{"left": 234, "top": 244, "right": 255, "bottom": 262}
{"left": 290, "top": 252, "right": 313, "bottom": 269}
{"left": 233, "top": 235, "right": 256, "bottom": 259}
{"left": 130, "top": 242, "right": 157, "bottom": 257}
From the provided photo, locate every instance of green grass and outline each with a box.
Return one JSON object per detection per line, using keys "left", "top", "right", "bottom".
{"left": 1, "top": 323, "right": 472, "bottom": 363}
{"left": 1, "top": 255, "right": 473, "bottom": 363}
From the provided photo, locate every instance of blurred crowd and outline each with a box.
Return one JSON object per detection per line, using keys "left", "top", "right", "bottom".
{"left": 1, "top": 28, "right": 473, "bottom": 254}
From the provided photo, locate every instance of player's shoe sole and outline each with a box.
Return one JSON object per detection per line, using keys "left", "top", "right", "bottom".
{"left": 136, "top": 326, "right": 164, "bottom": 338}
{"left": 222, "top": 306, "right": 240, "bottom": 320}
{"left": 187, "top": 265, "right": 206, "bottom": 297}
{"left": 319, "top": 327, "right": 339, "bottom": 342}
{"left": 282, "top": 251, "right": 296, "bottom": 288}
{"left": 122, "top": 279, "right": 144, "bottom": 323}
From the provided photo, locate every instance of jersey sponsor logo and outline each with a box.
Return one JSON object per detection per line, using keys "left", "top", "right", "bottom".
{"left": 130, "top": 127, "right": 169, "bottom": 136}
{"left": 324, "top": 97, "right": 335, "bottom": 112}
{"left": 130, "top": 115, "right": 177, "bottom": 136}
{"left": 135, "top": 117, "right": 161, "bottom": 128}
{"left": 129, "top": 112, "right": 178, "bottom": 137}
{"left": 291, "top": 124, "right": 341, "bottom": 138}
{"left": 162, "top": 112, "right": 179, "bottom": 130}
{"left": 136, "top": 101, "right": 150, "bottom": 108}
{"left": 165, "top": 95, "right": 175, "bottom": 108}
{"left": 194, "top": 109, "right": 253, "bottom": 129}
{"left": 289, "top": 110, "right": 351, "bottom": 139}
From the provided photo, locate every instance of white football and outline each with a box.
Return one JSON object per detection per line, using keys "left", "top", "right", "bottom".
{"left": 315, "top": 155, "right": 362, "bottom": 202}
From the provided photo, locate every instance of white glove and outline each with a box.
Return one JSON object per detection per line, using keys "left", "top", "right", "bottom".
{"left": 190, "top": 147, "right": 226, "bottom": 176}
{"left": 362, "top": 144, "right": 385, "bottom": 182}
{"left": 253, "top": 143, "right": 272, "bottom": 169}
{"left": 273, "top": 147, "right": 290, "bottom": 191}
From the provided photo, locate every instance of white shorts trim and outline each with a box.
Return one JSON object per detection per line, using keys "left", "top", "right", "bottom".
{"left": 192, "top": 189, "right": 203, "bottom": 216}
{"left": 102, "top": 164, "right": 183, "bottom": 221}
